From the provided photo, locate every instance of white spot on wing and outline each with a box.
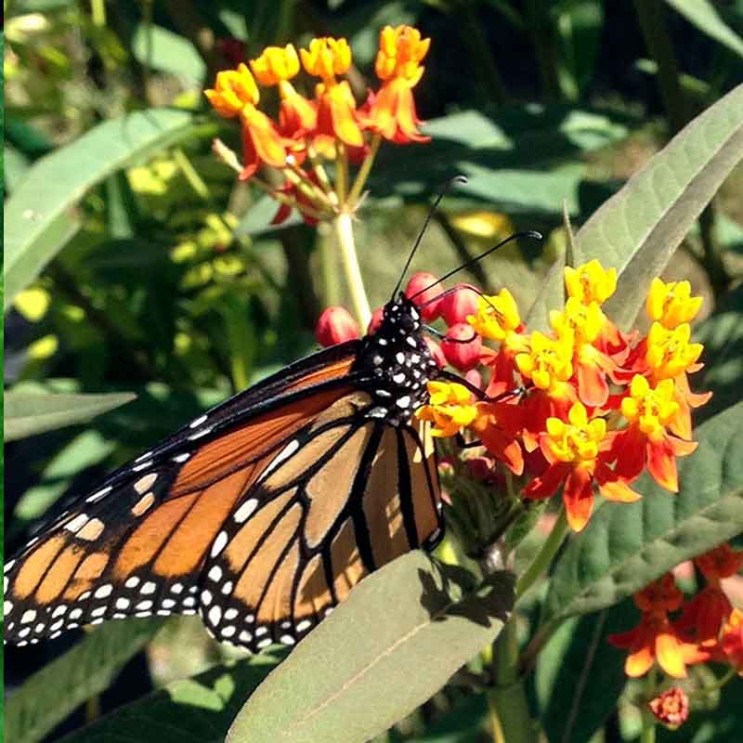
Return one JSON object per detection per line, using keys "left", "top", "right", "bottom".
{"left": 189, "top": 414, "right": 208, "bottom": 429}
{"left": 233, "top": 498, "right": 259, "bottom": 524}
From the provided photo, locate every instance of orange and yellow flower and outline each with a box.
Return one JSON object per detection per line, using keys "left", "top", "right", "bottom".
{"left": 301, "top": 37, "right": 364, "bottom": 148}
{"left": 250, "top": 44, "right": 316, "bottom": 139}
{"left": 524, "top": 402, "right": 639, "bottom": 531}
{"left": 613, "top": 375, "right": 697, "bottom": 491}
{"left": 205, "top": 64, "right": 287, "bottom": 179}
{"left": 366, "top": 25, "right": 430, "bottom": 144}
{"left": 609, "top": 575, "right": 703, "bottom": 678}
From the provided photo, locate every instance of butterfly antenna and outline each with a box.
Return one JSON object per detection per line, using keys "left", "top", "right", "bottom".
{"left": 409, "top": 230, "right": 543, "bottom": 300}
{"left": 390, "top": 174, "right": 468, "bottom": 300}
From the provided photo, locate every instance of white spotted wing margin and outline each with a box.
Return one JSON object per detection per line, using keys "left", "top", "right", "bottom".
{"left": 198, "top": 414, "right": 443, "bottom": 654}
{"left": 226, "top": 553, "right": 514, "bottom": 743}
{"left": 4, "top": 342, "right": 363, "bottom": 647}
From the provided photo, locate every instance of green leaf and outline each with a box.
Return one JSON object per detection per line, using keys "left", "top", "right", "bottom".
{"left": 530, "top": 602, "right": 634, "bottom": 743}
{"left": 370, "top": 105, "right": 633, "bottom": 215}
{"left": 5, "top": 619, "right": 165, "bottom": 743}
{"left": 131, "top": 24, "right": 207, "bottom": 82}
{"left": 664, "top": 0, "right": 743, "bottom": 59}
{"left": 4, "top": 108, "right": 195, "bottom": 311}
{"left": 60, "top": 652, "right": 285, "bottom": 743}
{"left": 5, "top": 391, "right": 136, "bottom": 441}
{"left": 526, "top": 84, "right": 743, "bottom": 331}
{"left": 228, "top": 554, "right": 514, "bottom": 743}
{"left": 543, "top": 402, "right": 743, "bottom": 625}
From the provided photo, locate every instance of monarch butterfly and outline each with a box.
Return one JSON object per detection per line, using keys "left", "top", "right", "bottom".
{"left": 3, "top": 193, "right": 539, "bottom": 652}
{"left": 3, "top": 293, "right": 443, "bottom": 652}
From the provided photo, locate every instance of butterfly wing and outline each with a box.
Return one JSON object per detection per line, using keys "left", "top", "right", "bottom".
{"left": 198, "top": 394, "right": 442, "bottom": 650}
{"left": 4, "top": 343, "right": 360, "bottom": 646}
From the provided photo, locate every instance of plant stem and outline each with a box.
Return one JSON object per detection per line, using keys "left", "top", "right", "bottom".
{"left": 633, "top": 0, "right": 688, "bottom": 134}
{"left": 348, "top": 134, "right": 382, "bottom": 208}
{"left": 335, "top": 142, "right": 348, "bottom": 205}
{"left": 640, "top": 669, "right": 658, "bottom": 743}
{"left": 515, "top": 506, "right": 569, "bottom": 599}
{"left": 460, "top": 3, "right": 508, "bottom": 105}
{"left": 489, "top": 618, "right": 536, "bottom": 743}
{"left": 334, "top": 211, "right": 371, "bottom": 327}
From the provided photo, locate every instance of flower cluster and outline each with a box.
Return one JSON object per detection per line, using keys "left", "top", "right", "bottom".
{"left": 609, "top": 543, "right": 742, "bottom": 727}
{"left": 317, "top": 263, "right": 711, "bottom": 532}
{"left": 205, "top": 26, "right": 430, "bottom": 224}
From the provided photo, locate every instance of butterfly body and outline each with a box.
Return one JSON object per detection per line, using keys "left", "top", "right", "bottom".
{"left": 4, "top": 295, "right": 443, "bottom": 652}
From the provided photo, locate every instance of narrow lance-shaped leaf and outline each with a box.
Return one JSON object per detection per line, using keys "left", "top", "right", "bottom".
{"left": 5, "top": 391, "right": 137, "bottom": 442}
{"left": 543, "top": 402, "right": 743, "bottom": 625}
{"left": 228, "top": 553, "right": 514, "bottom": 743}
{"left": 527, "top": 84, "right": 743, "bottom": 331}
{"left": 4, "top": 109, "right": 195, "bottom": 311}
{"left": 664, "top": 0, "right": 743, "bottom": 60}
{"left": 5, "top": 619, "right": 164, "bottom": 743}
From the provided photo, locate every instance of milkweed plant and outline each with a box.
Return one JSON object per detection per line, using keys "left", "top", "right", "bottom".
{"left": 205, "top": 25, "right": 741, "bottom": 741}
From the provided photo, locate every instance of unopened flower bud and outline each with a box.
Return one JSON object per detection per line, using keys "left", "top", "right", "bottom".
{"left": 649, "top": 687, "right": 689, "bottom": 729}
{"left": 315, "top": 306, "right": 360, "bottom": 347}
{"left": 367, "top": 306, "right": 385, "bottom": 334}
{"left": 405, "top": 272, "right": 443, "bottom": 321}
{"left": 440, "top": 284, "right": 479, "bottom": 326}
{"left": 442, "top": 323, "right": 482, "bottom": 371}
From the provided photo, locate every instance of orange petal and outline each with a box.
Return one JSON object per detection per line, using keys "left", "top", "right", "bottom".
{"left": 523, "top": 463, "right": 568, "bottom": 500}
{"left": 647, "top": 437, "right": 679, "bottom": 492}
{"left": 576, "top": 360, "right": 609, "bottom": 407}
{"left": 598, "top": 478, "right": 642, "bottom": 503}
{"left": 655, "top": 631, "right": 688, "bottom": 678}
{"left": 625, "top": 645, "right": 655, "bottom": 677}
{"left": 562, "top": 467, "right": 595, "bottom": 532}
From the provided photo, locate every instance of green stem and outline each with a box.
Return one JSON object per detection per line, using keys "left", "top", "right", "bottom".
{"left": 319, "top": 227, "right": 340, "bottom": 307}
{"left": 334, "top": 211, "right": 371, "bottom": 327}
{"left": 489, "top": 618, "right": 536, "bottom": 743}
{"left": 335, "top": 142, "right": 348, "bottom": 205}
{"left": 640, "top": 668, "right": 659, "bottom": 743}
{"left": 173, "top": 147, "right": 210, "bottom": 201}
{"left": 348, "top": 134, "right": 382, "bottom": 208}
{"left": 524, "top": 0, "right": 562, "bottom": 101}
{"left": 515, "top": 506, "right": 569, "bottom": 599}
{"left": 460, "top": 3, "right": 508, "bottom": 104}
{"left": 633, "top": 0, "right": 688, "bottom": 134}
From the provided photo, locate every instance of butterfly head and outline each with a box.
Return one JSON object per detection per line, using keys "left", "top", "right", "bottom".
{"left": 353, "top": 294, "right": 438, "bottom": 423}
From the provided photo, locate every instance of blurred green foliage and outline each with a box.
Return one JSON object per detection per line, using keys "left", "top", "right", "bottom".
{"left": 4, "top": 0, "right": 743, "bottom": 741}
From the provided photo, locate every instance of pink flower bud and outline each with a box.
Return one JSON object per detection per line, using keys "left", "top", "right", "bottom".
{"left": 367, "top": 306, "right": 384, "bottom": 334}
{"left": 442, "top": 323, "right": 482, "bottom": 371}
{"left": 315, "top": 306, "right": 361, "bottom": 347}
{"left": 439, "top": 284, "right": 480, "bottom": 326}
{"left": 424, "top": 337, "right": 447, "bottom": 368}
{"left": 405, "top": 272, "right": 443, "bottom": 321}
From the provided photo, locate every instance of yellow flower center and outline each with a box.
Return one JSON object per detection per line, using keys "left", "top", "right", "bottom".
{"left": 204, "top": 64, "right": 260, "bottom": 118}
{"left": 550, "top": 297, "right": 605, "bottom": 345}
{"left": 564, "top": 260, "right": 617, "bottom": 305}
{"left": 646, "top": 322, "right": 703, "bottom": 380}
{"left": 646, "top": 277, "right": 703, "bottom": 329}
{"left": 250, "top": 44, "right": 300, "bottom": 86}
{"left": 416, "top": 381, "right": 478, "bottom": 437}
{"left": 375, "top": 25, "right": 430, "bottom": 85}
{"left": 515, "top": 331, "right": 574, "bottom": 393}
{"left": 467, "top": 289, "right": 521, "bottom": 342}
{"left": 544, "top": 402, "right": 606, "bottom": 465}
{"left": 300, "top": 37, "right": 352, "bottom": 83}
{"left": 621, "top": 376, "right": 679, "bottom": 439}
